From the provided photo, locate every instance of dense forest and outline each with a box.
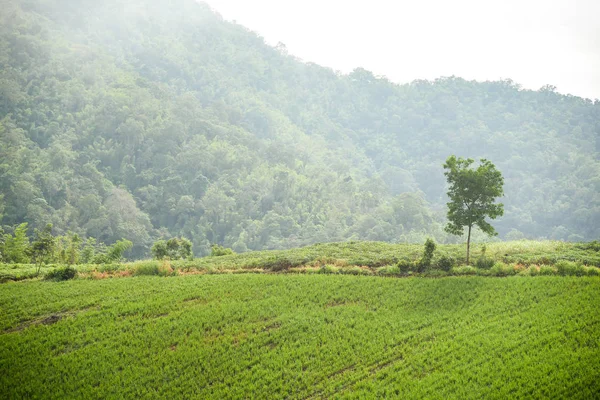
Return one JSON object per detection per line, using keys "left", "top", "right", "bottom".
{"left": 1, "top": 0, "right": 599, "bottom": 257}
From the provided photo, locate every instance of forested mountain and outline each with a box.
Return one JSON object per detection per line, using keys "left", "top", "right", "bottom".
{"left": 1, "top": 0, "right": 599, "bottom": 257}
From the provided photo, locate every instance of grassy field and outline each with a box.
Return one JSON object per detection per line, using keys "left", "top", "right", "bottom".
{"left": 1, "top": 240, "right": 599, "bottom": 282}
{"left": 1, "top": 274, "right": 599, "bottom": 399}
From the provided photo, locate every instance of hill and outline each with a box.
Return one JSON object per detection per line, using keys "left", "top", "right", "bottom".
{"left": 1, "top": 0, "right": 599, "bottom": 257}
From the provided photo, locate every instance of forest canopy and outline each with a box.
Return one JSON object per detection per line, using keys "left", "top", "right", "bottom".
{"left": 0, "top": 0, "right": 598, "bottom": 257}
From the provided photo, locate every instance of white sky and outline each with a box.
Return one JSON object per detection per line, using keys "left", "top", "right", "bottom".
{"left": 202, "top": 0, "right": 600, "bottom": 100}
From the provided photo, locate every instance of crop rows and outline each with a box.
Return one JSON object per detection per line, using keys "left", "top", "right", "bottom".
{"left": 1, "top": 275, "right": 599, "bottom": 398}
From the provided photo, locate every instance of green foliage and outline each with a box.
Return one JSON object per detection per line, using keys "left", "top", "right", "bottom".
{"left": 435, "top": 255, "right": 456, "bottom": 271}
{"left": 210, "top": 244, "right": 235, "bottom": 257}
{"left": 2, "top": 223, "right": 31, "bottom": 264}
{"left": 555, "top": 260, "right": 587, "bottom": 277}
{"left": 44, "top": 266, "right": 77, "bottom": 281}
{"left": 0, "top": 0, "right": 597, "bottom": 259}
{"left": 2, "top": 275, "right": 599, "bottom": 398}
{"left": 106, "top": 239, "right": 133, "bottom": 262}
{"left": 152, "top": 238, "right": 193, "bottom": 260}
{"left": 489, "top": 262, "right": 517, "bottom": 277}
{"left": 419, "top": 238, "right": 436, "bottom": 269}
{"left": 66, "top": 234, "right": 82, "bottom": 265}
{"left": 30, "top": 224, "right": 56, "bottom": 272}
{"left": 395, "top": 258, "right": 414, "bottom": 274}
{"left": 80, "top": 238, "right": 97, "bottom": 264}
{"left": 444, "top": 156, "right": 504, "bottom": 264}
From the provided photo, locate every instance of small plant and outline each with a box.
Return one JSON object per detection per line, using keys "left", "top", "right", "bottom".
{"left": 377, "top": 265, "right": 401, "bottom": 276}
{"left": 452, "top": 265, "right": 478, "bottom": 276}
{"left": 44, "top": 266, "right": 77, "bottom": 281}
{"left": 420, "top": 238, "right": 436, "bottom": 269}
{"left": 396, "top": 258, "right": 413, "bottom": 274}
{"left": 489, "top": 262, "right": 516, "bottom": 277}
{"left": 436, "top": 255, "right": 456, "bottom": 272}
{"left": 475, "top": 244, "right": 495, "bottom": 269}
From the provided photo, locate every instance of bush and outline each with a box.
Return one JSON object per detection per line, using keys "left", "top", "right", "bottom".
{"left": 475, "top": 256, "right": 495, "bottom": 270}
{"left": 520, "top": 265, "right": 540, "bottom": 276}
{"left": 420, "top": 238, "right": 436, "bottom": 268}
{"left": 396, "top": 258, "right": 414, "bottom": 274}
{"left": 436, "top": 255, "right": 456, "bottom": 272}
{"left": 210, "top": 244, "right": 235, "bottom": 257}
{"left": 452, "top": 265, "right": 477, "bottom": 275}
{"left": 556, "top": 260, "right": 586, "bottom": 276}
{"left": 152, "top": 238, "right": 193, "bottom": 260}
{"left": 45, "top": 266, "right": 77, "bottom": 281}
{"left": 134, "top": 263, "right": 160, "bottom": 276}
{"left": 421, "top": 269, "right": 448, "bottom": 278}
{"left": 377, "top": 265, "right": 401, "bottom": 276}
{"left": 489, "top": 262, "right": 516, "bottom": 277}
{"left": 586, "top": 267, "right": 600, "bottom": 277}
{"left": 539, "top": 265, "right": 557, "bottom": 276}
{"left": 318, "top": 264, "right": 340, "bottom": 274}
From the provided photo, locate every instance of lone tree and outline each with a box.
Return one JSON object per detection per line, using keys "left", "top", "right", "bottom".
{"left": 443, "top": 156, "right": 504, "bottom": 264}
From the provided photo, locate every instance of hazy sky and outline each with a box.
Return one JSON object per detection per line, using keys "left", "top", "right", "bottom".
{"left": 203, "top": 0, "right": 600, "bottom": 100}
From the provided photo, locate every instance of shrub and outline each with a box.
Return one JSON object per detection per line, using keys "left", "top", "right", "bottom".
{"left": 319, "top": 264, "right": 340, "bottom": 274}
{"left": 475, "top": 256, "right": 495, "bottom": 270}
{"left": 134, "top": 262, "right": 160, "bottom": 276}
{"left": 421, "top": 269, "right": 448, "bottom": 278}
{"left": 420, "top": 238, "right": 436, "bottom": 268}
{"left": 586, "top": 267, "right": 600, "bottom": 277}
{"left": 339, "top": 266, "right": 372, "bottom": 276}
{"left": 45, "top": 266, "right": 77, "bottom": 281}
{"left": 539, "top": 265, "right": 557, "bottom": 276}
{"left": 210, "top": 244, "right": 235, "bottom": 257}
{"left": 452, "top": 265, "right": 477, "bottom": 275}
{"left": 489, "top": 262, "right": 516, "bottom": 277}
{"left": 396, "top": 258, "right": 414, "bottom": 274}
{"left": 556, "top": 260, "right": 586, "bottom": 276}
{"left": 520, "top": 265, "right": 540, "bottom": 276}
{"left": 436, "top": 255, "right": 456, "bottom": 272}
{"left": 377, "top": 265, "right": 401, "bottom": 276}
{"left": 152, "top": 238, "right": 193, "bottom": 260}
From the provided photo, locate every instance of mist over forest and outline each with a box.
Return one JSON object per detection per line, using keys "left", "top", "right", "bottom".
{"left": 1, "top": 0, "right": 599, "bottom": 258}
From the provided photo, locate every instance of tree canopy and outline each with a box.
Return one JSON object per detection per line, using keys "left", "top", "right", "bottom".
{"left": 444, "top": 156, "right": 504, "bottom": 263}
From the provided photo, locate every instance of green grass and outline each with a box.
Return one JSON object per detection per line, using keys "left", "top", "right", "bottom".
{"left": 1, "top": 275, "right": 599, "bottom": 399}
{"left": 1, "top": 240, "right": 599, "bottom": 282}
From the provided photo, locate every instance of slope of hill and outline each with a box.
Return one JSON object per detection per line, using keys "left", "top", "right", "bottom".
{"left": 1, "top": 0, "right": 598, "bottom": 256}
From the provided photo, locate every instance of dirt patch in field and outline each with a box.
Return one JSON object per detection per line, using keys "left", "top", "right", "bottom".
{"left": 3, "top": 306, "right": 98, "bottom": 334}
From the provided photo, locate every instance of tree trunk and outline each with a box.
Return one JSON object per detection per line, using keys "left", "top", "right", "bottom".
{"left": 466, "top": 225, "right": 472, "bottom": 265}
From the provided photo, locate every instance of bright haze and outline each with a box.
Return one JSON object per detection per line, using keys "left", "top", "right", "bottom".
{"left": 203, "top": 0, "right": 600, "bottom": 100}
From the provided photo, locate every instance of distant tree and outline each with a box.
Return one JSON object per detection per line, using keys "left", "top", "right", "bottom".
{"left": 210, "top": 244, "right": 235, "bottom": 257}
{"left": 151, "top": 240, "right": 168, "bottom": 260}
{"left": 80, "top": 238, "right": 97, "bottom": 263}
{"left": 66, "top": 233, "right": 82, "bottom": 265}
{"left": 31, "top": 224, "right": 56, "bottom": 274}
{"left": 151, "top": 237, "right": 193, "bottom": 260}
{"left": 443, "top": 156, "right": 504, "bottom": 264}
{"left": 3, "top": 223, "right": 31, "bottom": 264}
{"left": 106, "top": 239, "right": 133, "bottom": 262}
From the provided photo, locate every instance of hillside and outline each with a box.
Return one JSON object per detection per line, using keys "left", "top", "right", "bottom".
{"left": 2, "top": 275, "right": 599, "bottom": 398}
{"left": 1, "top": 0, "right": 599, "bottom": 257}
